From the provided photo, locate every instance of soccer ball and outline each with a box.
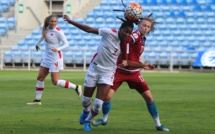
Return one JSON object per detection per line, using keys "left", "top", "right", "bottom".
{"left": 124, "top": 2, "right": 142, "bottom": 21}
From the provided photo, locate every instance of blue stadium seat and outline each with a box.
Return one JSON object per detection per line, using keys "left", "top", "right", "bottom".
{"left": 0, "top": 27, "right": 7, "bottom": 36}
{"left": 187, "top": 0, "right": 197, "bottom": 4}
{"left": 157, "top": 0, "right": 167, "bottom": 4}
{"left": 7, "top": 17, "right": 16, "bottom": 29}
{"left": 87, "top": 12, "right": 95, "bottom": 18}
{"left": 4, "top": 51, "right": 13, "bottom": 64}
{"left": 176, "top": 17, "right": 185, "bottom": 24}
{"left": 181, "top": 40, "right": 189, "bottom": 48}
{"left": 100, "top": 0, "right": 109, "bottom": 7}
{"left": 176, "top": 0, "right": 187, "bottom": 4}
{"left": 207, "top": 18, "right": 215, "bottom": 24}
{"left": 158, "top": 52, "right": 169, "bottom": 65}
{"left": 26, "top": 40, "right": 35, "bottom": 49}
{"left": 147, "top": 0, "right": 158, "bottom": 4}
{"left": 22, "top": 51, "right": 32, "bottom": 64}
{"left": 167, "top": 0, "right": 177, "bottom": 4}
{"left": 208, "top": 0, "right": 215, "bottom": 4}
{"left": 179, "top": 52, "right": 190, "bottom": 66}
{"left": 32, "top": 29, "right": 41, "bottom": 36}
{"left": 175, "top": 11, "right": 186, "bottom": 17}
{"left": 192, "top": 5, "right": 201, "bottom": 11}
{"left": 105, "top": 17, "right": 115, "bottom": 24}
{"left": 186, "top": 18, "right": 195, "bottom": 25}
{"left": 73, "top": 51, "right": 84, "bottom": 64}
{"left": 12, "top": 50, "right": 23, "bottom": 64}
{"left": 63, "top": 51, "right": 74, "bottom": 65}
{"left": 183, "top": 29, "right": 192, "bottom": 36}
{"left": 165, "top": 17, "right": 175, "bottom": 24}
{"left": 94, "top": 6, "right": 103, "bottom": 13}
{"left": 32, "top": 51, "right": 44, "bottom": 64}
{"left": 201, "top": 5, "right": 212, "bottom": 11}
{"left": 146, "top": 52, "right": 158, "bottom": 65}
{"left": 86, "top": 17, "right": 95, "bottom": 25}
{"left": 171, "top": 52, "right": 180, "bottom": 66}
{"left": 17, "top": 40, "right": 27, "bottom": 49}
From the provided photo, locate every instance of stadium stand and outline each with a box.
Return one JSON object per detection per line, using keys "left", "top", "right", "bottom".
{"left": 0, "top": 0, "right": 214, "bottom": 71}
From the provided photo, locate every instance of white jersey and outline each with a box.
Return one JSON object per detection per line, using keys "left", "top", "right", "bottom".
{"left": 91, "top": 28, "right": 121, "bottom": 72}
{"left": 37, "top": 26, "right": 69, "bottom": 63}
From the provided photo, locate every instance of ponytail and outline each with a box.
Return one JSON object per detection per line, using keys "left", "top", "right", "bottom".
{"left": 42, "top": 15, "right": 58, "bottom": 39}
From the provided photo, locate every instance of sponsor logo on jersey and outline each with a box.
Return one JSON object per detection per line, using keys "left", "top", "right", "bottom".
{"left": 133, "top": 33, "right": 138, "bottom": 39}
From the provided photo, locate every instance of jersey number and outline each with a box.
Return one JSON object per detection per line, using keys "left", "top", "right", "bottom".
{"left": 138, "top": 75, "right": 144, "bottom": 82}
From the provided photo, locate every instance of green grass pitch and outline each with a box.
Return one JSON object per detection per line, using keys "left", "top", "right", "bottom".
{"left": 0, "top": 70, "right": 214, "bottom": 134}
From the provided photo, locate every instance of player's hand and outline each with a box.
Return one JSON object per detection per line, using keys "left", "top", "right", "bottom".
{"left": 143, "top": 63, "right": 155, "bottom": 70}
{"left": 118, "top": 63, "right": 126, "bottom": 68}
{"left": 35, "top": 45, "right": 40, "bottom": 51}
{"left": 51, "top": 48, "right": 58, "bottom": 52}
{"left": 122, "top": 60, "right": 128, "bottom": 67}
{"left": 63, "top": 15, "right": 70, "bottom": 22}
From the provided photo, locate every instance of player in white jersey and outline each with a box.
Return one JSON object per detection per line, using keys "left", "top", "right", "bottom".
{"left": 63, "top": 15, "right": 134, "bottom": 132}
{"left": 27, "top": 15, "right": 82, "bottom": 106}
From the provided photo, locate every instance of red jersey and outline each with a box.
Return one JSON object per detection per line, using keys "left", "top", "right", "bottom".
{"left": 118, "top": 30, "right": 146, "bottom": 72}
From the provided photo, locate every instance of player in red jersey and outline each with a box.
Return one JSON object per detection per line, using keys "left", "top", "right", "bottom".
{"left": 92, "top": 13, "right": 170, "bottom": 132}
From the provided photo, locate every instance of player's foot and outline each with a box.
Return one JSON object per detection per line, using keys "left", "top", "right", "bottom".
{"left": 156, "top": 125, "right": 169, "bottom": 132}
{"left": 83, "top": 121, "right": 91, "bottom": 132}
{"left": 75, "top": 85, "right": 82, "bottom": 98}
{"left": 79, "top": 110, "right": 89, "bottom": 124}
{"left": 26, "top": 99, "right": 42, "bottom": 105}
{"left": 91, "top": 119, "right": 108, "bottom": 127}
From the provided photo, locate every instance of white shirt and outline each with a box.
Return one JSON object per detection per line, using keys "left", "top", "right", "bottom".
{"left": 91, "top": 28, "right": 121, "bottom": 72}
{"left": 36, "top": 26, "right": 69, "bottom": 63}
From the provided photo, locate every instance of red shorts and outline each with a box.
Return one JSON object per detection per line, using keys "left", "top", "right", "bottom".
{"left": 111, "top": 69, "right": 149, "bottom": 94}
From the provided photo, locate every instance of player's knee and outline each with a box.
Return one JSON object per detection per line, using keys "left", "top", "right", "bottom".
{"left": 52, "top": 80, "right": 58, "bottom": 85}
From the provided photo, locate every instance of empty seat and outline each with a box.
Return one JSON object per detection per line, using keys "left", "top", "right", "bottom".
{"left": 4, "top": 51, "right": 13, "bottom": 64}
{"left": 158, "top": 52, "right": 169, "bottom": 65}
{"left": 63, "top": 51, "right": 74, "bottom": 64}
{"left": 179, "top": 52, "right": 190, "bottom": 66}
{"left": 7, "top": 17, "right": 16, "bottom": 29}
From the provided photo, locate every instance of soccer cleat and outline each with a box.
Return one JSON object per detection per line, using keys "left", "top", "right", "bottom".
{"left": 79, "top": 110, "right": 89, "bottom": 124}
{"left": 156, "top": 125, "right": 170, "bottom": 132}
{"left": 83, "top": 121, "right": 91, "bottom": 132}
{"left": 75, "top": 85, "right": 82, "bottom": 98}
{"left": 26, "top": 99, "right": 42, "bottom": 105}
{"left": 91, "top": 119, "right": 108, "bottom": 127}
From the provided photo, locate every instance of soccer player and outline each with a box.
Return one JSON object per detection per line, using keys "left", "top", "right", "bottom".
{"left": 63, "top": 15, "right": 134, "bottom": 132}
{"left": 91, "top": 14, "right": 170, "bottom": 132}
{"left": 27, "top": 15, "right": 82, "bottom": 105}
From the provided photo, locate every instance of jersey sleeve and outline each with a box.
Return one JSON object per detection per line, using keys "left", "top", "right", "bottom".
{"left": 57, "top": 30, "right": 69, "bottom": 51}
{"left": 98, "top": 28, "right": 110, "bottom": 37}
{"left": 35, "top": 37, "right": 44, "bottom": 46}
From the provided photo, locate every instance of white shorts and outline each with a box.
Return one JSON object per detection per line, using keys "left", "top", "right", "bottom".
{"left": 40, "top": 58, "right": 64, "bottom": 72}
{"left": 84, "top": 63, "right": 115, "bottom": 87}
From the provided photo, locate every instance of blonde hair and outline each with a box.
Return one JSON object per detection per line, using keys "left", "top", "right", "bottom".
{"left": 42, "top": 15, "right": 58, "bottom": 39}
{"left": 139, "top": 13, "right": 157, "bottom": 33}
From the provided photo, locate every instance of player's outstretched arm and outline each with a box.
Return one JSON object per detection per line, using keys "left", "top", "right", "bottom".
{"left": 63, "top": 15, "right": 98, "bottom": 34}
{"left": 127, "top": 60, "right": 155, "bottom": 70}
